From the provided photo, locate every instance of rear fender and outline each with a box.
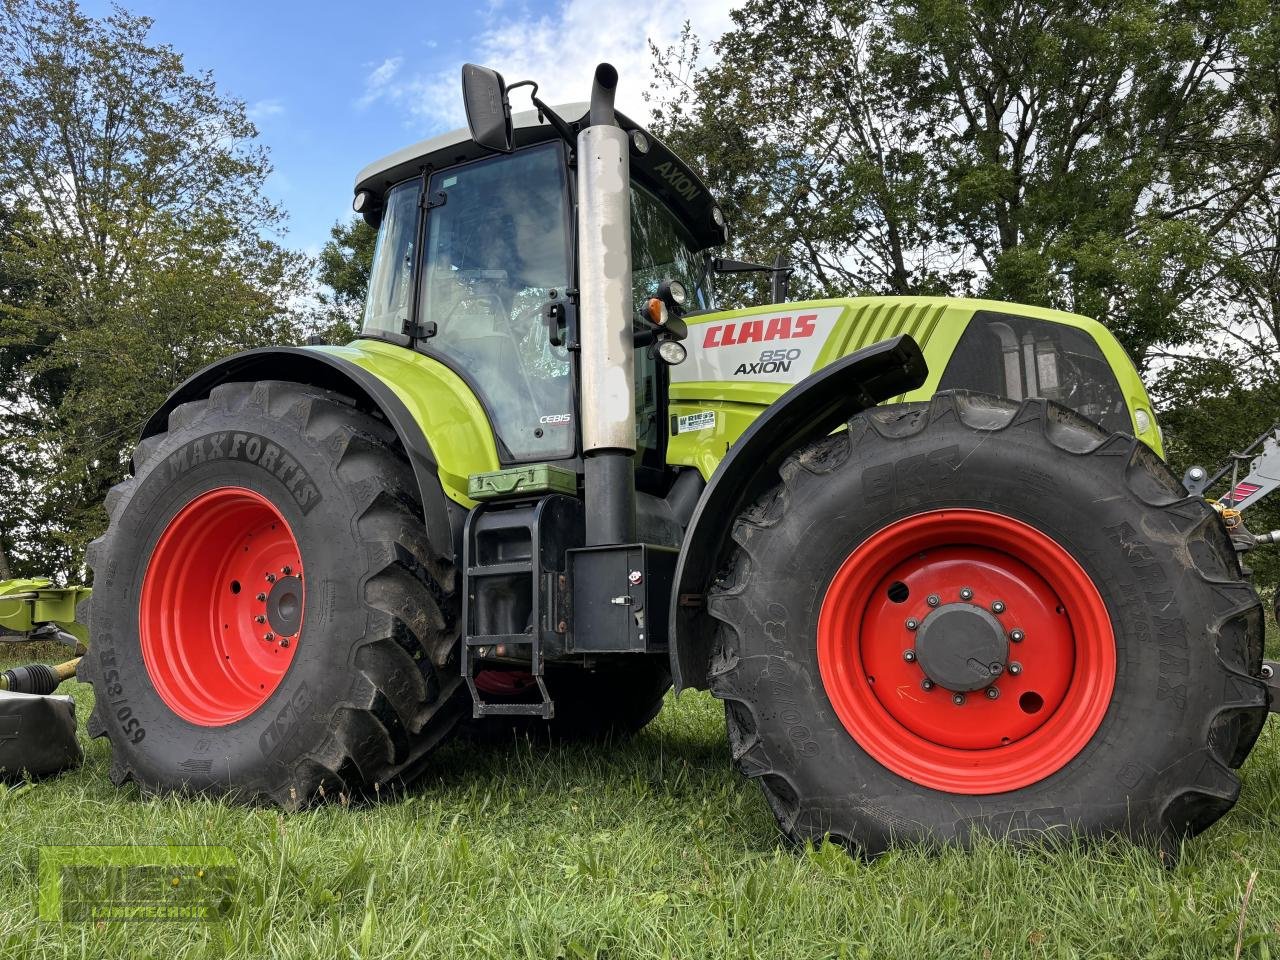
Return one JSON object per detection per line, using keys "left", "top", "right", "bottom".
{"left": 142, "top": 346, "right": 467, "bottom": 564}
{"left": 669, "top": 335, "right": 928, "bottom": 691}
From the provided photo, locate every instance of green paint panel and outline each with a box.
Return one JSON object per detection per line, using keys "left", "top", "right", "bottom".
{"left": 0, "top": 578, "right": 91, "bottom": 641}
{"left": 669, "top": 296, "right": 1163, "bottom": 479}
{"left": 314, "top": 339, "right": 501, "bottom": 507}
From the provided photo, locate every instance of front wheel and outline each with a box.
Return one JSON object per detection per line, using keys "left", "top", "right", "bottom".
{"left": 708, "top": 392, "right": 1267, "bottom": 853}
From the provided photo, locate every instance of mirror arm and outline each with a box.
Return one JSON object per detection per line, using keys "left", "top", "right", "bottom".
{"left": 529, "top": 94, "right": 578, "bottom": 149}
{"left": 711, "top": 256, "right": 777, "bottom": 274}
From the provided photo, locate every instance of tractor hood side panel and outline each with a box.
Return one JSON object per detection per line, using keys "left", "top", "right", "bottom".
{"left": 666, "top": 296, "right": 1162, "bottom": 478}
{"left": 666, "top": 297, "right": 968, "bottom": 478}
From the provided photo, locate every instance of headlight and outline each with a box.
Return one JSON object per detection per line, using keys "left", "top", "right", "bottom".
{"left": 630, "top": 130, "right": 650, "bottom": 154}
{"left": 657, "top": 339, "right": 687, "bottom": 365}
{"left": 1134, "top": 408, "right": 1151, "bottom": 434}
{"left": 668, "top": 280, "right": 687, "bottom": 306}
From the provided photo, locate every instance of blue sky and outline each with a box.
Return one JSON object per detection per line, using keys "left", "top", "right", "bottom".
{"left": 80, "top": 0, "right": 736, "bottom": 254}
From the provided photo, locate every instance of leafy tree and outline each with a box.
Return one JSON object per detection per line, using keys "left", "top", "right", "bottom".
{"left": 0, "top": 0, "right": 309, "bottom": 579}
{"left": 650, "top": 0, "right": 1278, "bottom": 364}
{"left": 313, "top": 216, "right": 376, "bottom": 344}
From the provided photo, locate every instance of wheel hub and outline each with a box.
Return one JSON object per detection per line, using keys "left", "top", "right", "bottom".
{"left": 265, "top": 575, "right": 304, "bottom": 638}
{"left": 913, "top": 603, "right": 1007, "bottom": 692}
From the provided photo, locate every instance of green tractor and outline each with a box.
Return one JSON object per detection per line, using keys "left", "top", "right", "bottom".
{"left": 74, "top": 64, "right": 1266, "bottom": 854}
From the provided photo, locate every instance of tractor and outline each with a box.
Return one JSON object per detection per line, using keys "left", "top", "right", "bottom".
{"left": 64, "top": 63, "right": 1267, "bottom": 854}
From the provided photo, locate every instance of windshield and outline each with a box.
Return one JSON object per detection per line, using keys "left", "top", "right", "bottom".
{"left": 631, "top": 185, "right": 712, "bottom": 311}
{"left": 420, "top": 142, "right": 574, "bottom": 461}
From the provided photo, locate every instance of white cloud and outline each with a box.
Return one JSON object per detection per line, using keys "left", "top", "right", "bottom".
{"left": 248, "top": 98, "right": 285, "bottom": 122}
{"left": 358, "top": 56, "right": 405, "bottom": 109}
{"left": 361, "top": 0, "right": 737, "bottom": 132}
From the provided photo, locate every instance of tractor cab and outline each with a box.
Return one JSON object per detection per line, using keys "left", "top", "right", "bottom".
{"left": 352, "top": 102, "right": 723, "bottom": 466}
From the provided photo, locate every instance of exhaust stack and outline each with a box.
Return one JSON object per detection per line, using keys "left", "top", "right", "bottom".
{"left": 577, "top": 64, "right": 636, "bottom": 545}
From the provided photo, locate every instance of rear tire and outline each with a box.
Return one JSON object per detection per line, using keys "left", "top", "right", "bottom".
{"left": 708, "top": 391, "right": 1267, "bottom": 853}
{"left": 80, "top": 380, "right": 464, "bottom": 808}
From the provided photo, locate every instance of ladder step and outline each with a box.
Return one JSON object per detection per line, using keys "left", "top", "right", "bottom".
{"left": 465, "top": 633, "right": 534, "bottom": 647}
{"left": 466, "top": 562, "right": 532, "bottom": 578}
{"left": 470, "top": 701, "right": 555, "bottom": 718}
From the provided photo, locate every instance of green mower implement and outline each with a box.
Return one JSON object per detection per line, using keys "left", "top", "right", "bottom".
{"left": 71, "top": 63, "right": 1266, "bottom": 855}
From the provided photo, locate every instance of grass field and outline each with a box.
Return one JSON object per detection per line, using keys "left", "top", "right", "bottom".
{"left": 2, "top": 641, "right": 1278, "bottom": 960}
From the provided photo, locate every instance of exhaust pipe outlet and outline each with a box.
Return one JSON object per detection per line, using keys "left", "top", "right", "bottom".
{"left": 589, "top": 63, "right": 618, "bottom": 127}
{"left": 578, "top": 62, "right": 635, "bottom": 545}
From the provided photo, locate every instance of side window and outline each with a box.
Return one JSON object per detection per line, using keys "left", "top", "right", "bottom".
{"left": 631, "top": 186, "right": 710, "bottom": 311}
{"left": 362, "top": 181, "right": 419, "bottom": 337}
{"left": 939, "top": 312, "right": 1133, "bottom": 434}
{"left": 635, "top": 344, "right": 660, "bottom": 463}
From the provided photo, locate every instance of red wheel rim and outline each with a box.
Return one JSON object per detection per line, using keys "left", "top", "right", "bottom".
{"left": 817, "top": 509, "right": 1115, "bottom": 794}
{"left": 140, "top": 487, "right": 304, "bottom": 726}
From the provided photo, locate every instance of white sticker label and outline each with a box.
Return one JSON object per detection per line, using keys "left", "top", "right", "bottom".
{"left": 671, "top": 306, "right": 845, "bottom": 384}
{"left": 1036, "top": 351, "right": 1059, "bottom": 391}
{"left": 675, "top": 410, "right": 716, "bottom": 434}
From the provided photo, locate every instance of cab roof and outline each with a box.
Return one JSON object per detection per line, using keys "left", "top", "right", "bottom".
{"left": 354, "top": 103, "right": 727, "bottom": 252}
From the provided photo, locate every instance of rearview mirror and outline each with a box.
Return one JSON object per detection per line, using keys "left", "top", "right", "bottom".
{"left": 461, "top": 63, "right": 513, "bottom": 153}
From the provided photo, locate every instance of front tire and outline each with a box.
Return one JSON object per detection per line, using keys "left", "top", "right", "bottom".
{"left": 81, "top": 380, "right": 464, "bottom": 808}
{"left": 708, "top": 391, "right": 1267, "bottom": 853}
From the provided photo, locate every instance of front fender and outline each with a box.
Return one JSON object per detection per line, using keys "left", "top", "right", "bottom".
{"left": 668, "top": 334, "right": 928, "bottom": 691}
{"left": 141, "top": 343, "right": 498, "bottom": 565}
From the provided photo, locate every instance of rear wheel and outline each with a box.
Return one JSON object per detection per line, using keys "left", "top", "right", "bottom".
{"left": 708, "top": 392, "right": 1267, "bottom": 853}
{"left": 81, "top": 380, "right": 464, "bottom": 808}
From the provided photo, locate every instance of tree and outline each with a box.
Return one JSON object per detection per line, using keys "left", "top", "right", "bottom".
{"left": 650, "top": 0, "right": 1279, "bottom": 364}
{"left": 0, "top": 0, "right": 309, "bottom": 579}
{"left": 313, "top": 216, "right": 376, "bottom": 344}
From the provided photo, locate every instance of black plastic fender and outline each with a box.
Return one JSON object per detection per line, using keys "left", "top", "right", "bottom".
{"left": 141, "top": 346, "right": 463, "bottom": 564}
{"left": 668, "top": 334, "right": 928, "bottom": 691}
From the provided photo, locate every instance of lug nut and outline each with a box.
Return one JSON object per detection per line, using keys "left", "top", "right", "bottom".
{"left": 256, "top": 592, "right": 267, "bottom": 602}
{"left": 952, "top": 693, "right": 966, "bottom": 706}
{"left": 903, "top": 649, "right": 917, "bottom": 663}
{"left": 927, "top": 594, "right": 940, "bottom": 607}
{"left": 255, "top": 615, "right": 266, "bottom": 624}
{"left": 1008, "top": 662, "right": 1022, "bottom": 675}
{"left": 991, "top": 600, "right": 1006, "bottom": 614}
{"left": 1010, "top": 629, "right": 1025, "bottom": 643}
{"left": 986, "top": 686, "right": 1000, "bottom": 700}
{"left": 265, "top": 573, "right": 276, "bottom": 583}
{"left": 279, "top": 637, "right": 290, "bottom": 648}
{"left": 905, "top": 618, "right": 919, "bottom": 631}
{"left": 959, "top": 587, "right": 973, "bottom": 601}
{"left": 263, "top": 632, "right": 275, "bottom": 642}
{"left": 921, "top": 678, "right": 935, "bottom": 691}
{"left": 282, "top": 565, "right": 292, "bottom": 575}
